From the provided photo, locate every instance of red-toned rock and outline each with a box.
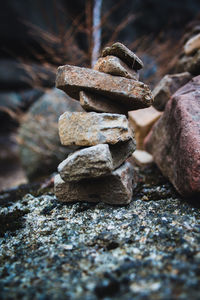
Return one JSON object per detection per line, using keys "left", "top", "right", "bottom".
{"left": 145, "top": 76, "right": 200, "bottom": 197}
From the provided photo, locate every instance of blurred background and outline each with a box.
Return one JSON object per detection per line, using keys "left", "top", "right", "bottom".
{"left": 1, "top": 0, "right": 200, "bottom": 191}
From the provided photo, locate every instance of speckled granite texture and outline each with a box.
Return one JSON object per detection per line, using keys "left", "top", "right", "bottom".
{"left": 0, "top": 166, "right": 200, "bottom": 300}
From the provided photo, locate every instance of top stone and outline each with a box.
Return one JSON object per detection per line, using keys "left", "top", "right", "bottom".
{"left": 102, "top": 42, "right": 144, "bottom": 70}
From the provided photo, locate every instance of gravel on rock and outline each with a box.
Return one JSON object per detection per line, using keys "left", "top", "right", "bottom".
{"left": 0, "top": 166, "right": 200, "bottom": 300}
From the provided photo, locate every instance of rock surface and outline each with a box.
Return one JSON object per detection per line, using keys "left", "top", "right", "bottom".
{"left": 58, "top": 139, "right": 135, "bottom": 182}
{"left": 56, "top": 65, "right": 153, "bottom": 110}
{"left": 18, "top": 88, "right": 83, "bottom": 179}
{"left": 128, "top": 106, "right": 162, "bottom": 150}
{"left": 55, "top": 161, "right": 135, "bottom": 205}
{"left": 80, "top": 91, "right": 127, "bottom": 114}
{"left": 176, "top": 50, "right": 200, "bottom": 75}
{"left": 132, "top": 150, "right": 154, "bottom": 167}
{"left": 102, "top": 42, "right": 143, "bottom": 70}
{"left": 59, "top": 112, "right": 132, "bottom": 146}
{"left": 58, "top": 144, "right": 113, "bottom": 182}
{"left": 0, "top": 164, "right": 199, "bottom": 300}
{"left": 94, "top": 56, "right": 139, "bottom": 80}
{"left": 184, "top": 33, "right": 200, "bottom": 55}
{"left": 145, "top": 76, "right": 200, "bottom": 197}
{"left": 152, "top": 72, "right": 192, "bottom": 111}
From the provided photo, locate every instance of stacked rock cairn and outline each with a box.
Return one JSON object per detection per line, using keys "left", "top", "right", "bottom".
{"left": 54, "top": 42, "right": 153, "bottom": 205}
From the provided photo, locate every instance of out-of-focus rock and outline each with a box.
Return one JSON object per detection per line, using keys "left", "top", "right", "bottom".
{"left": 128, "top": 106, "right": 162, "bottom": 150}
{"left": 0, "top": 89, "right": 43, "bottom": 112}
{"left": 184, "top": 33, "right": 200, "bottom": 55}
{"left": 79, "top": 91, "right": 127, "bottom": 114}
{"left": 0, "top": 59, "right": 55, "bottom": 90}
{"left": 176, "top": 50, "right": 200, "bottom": 75}
{"left": 152, "top": 72, "right": 192, "bottom": 111}
{"left": 145, "top": 76, "right": 200, "bottom": 197}
{"left": 94, "top": 56, "right": 139, "bottom": 80}
{"left": 58, "top": 112, "right": 132, "bottom": 146}
{"left": 55, "top": 161, "right": 135, "bottom": 205}
{"left": 18, "top": 88, "right": 83, "bottom": 179}
{"left": 102, "top": 42, "right": 143, "bottom": 70}
{"left": 56, "top": 65, "right": 153, "bottom": 110}
{"left": 132, "top": 150, "right": 153, "bottom": 167}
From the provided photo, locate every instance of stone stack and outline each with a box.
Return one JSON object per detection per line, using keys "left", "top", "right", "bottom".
{"left": 54, "top": 42, "right": 153, "bottom": 205}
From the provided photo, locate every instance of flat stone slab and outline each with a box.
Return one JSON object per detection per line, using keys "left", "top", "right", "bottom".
{"left": 59, "top": 112, "right": 132, "bottom": 146}
{"left": 54, "top": 161, "right": 135, "bottom": 205}
{"left": 128, "top": 106, "right": 162, "bottom": 150}
{"left": 56, "top": 65, "right": 153, "bottom": 110}
{"left": 58, "top": 139, "right": 135, "bottom": 182}
{"left": 152, "top": 72, "right": 192, "bottom": 111}
{"left": 94, "top": 55, "right": 139, "bottom": 80}
{"left": 80, "top": 91, "right": 127, "bottom": 114}
{"left": 102, "top": 42, "right": 143, "bottom": 70}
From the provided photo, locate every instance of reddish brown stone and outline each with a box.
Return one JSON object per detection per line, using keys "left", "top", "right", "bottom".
{"left": 145, "top": 76, "right": 200, "bottom": 197}
{"left": 56, "top": 65, "right": 153, "bottom": 110}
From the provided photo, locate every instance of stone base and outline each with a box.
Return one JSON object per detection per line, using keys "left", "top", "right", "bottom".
{"left": 54, "top": 161, "right": 135, "bottom": 205}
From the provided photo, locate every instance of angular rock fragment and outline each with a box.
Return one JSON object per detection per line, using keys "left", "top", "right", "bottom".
{"left": 184, "top": 33, "right": 200, "bottom": 55}
{"left": 152, "top": 72, "right": 192, "bottom": 111}
{"left": 54, "top": 161, "right": 135, "bottom": 205}
{"left": 58, "top": 144, "right": 113, "bottom": 182}
{"left": 58, "top": 112, "right": 132, "bottom": 146}
{"left": 80, "top": 91, "right": 127, "bottom": 114}
{"left": 58, "top": 139, "right": 136, "bottom": 182}
{"left": 109, "top": 138, "right": 136, "bottom": 169}
{"left": 56, "top": 65, "right": 153, "bottom": 110}
{"left": 94, "top": 56, "right": 139, "bottom": 80}
{"left": 128, "top": 106, "right": 162, "bottom": 150}
{"left": 102, "top": 42, "right": 143, "bottom": 70}
{"left": 145, "top": 76, "right": 200, "bottom": 197}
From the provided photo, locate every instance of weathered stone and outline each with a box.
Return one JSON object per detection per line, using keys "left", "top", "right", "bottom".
{"left": 56, "top": 65, "right": 153, "bottom": 110}
{"left": 94, "top": 56, "right": 139, "bottom": 80}
{"left": 175, "top": 50, "right": 200, "bottom": 75}
{"left": 58, "top": 139, "right": 136, "bottom": 182}
{"left": 79, "top": 91, "right": 127, "bottom": 114}
{"left": 128, "top": 106, "right": 162, "bottom": 150}
{"left": 132, "top": 150, "right": 153, "bottom": 167}
{"left": 58, "top": 144, "right": 113, "bottom": 182}
{"left": 145, "top": 76, "right": 200, "bottom": 197}
{"left": 59, "top": 112, "right": 132, "bottom": 146}
{"left": 54, "top": 161, "right": 135, "bottom": 205}
{"left": 102, "top": 42, "right": 143, "bottom": 70}
{"left": 152, "top": 72, "right": 192, "bottom": 111}
{"left": 109, "top": 138, "right": 136, "bottom": 169}
{"left": 184, "top": 33, "right": 200, "bottom": 55}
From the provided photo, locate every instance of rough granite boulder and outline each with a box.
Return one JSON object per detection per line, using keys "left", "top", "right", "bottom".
{"left": 145, "top": 76, "right": 200, "bottom": 197}
{"left": 102, "top": 42, "right": 143, "bottom": 70}
{"left": 94, "top": 56, "right": 139, "bottom": 80}
{"left": 58, "top": 139, "right": 135, "bottom": 182}
{"left": 58, "top": 112, "right": 132, "bottom": 146}
{"left": 55, "top": 161, "right": 135, "bottom": 205}
{"left": 56, "top": 65, "right": 153, "bottom": 110}
{"left": 176, "top": 50, "right": 200, "bottom": 75}
{"left": 152, "top": 72, "right": 192, "bottom": 111}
